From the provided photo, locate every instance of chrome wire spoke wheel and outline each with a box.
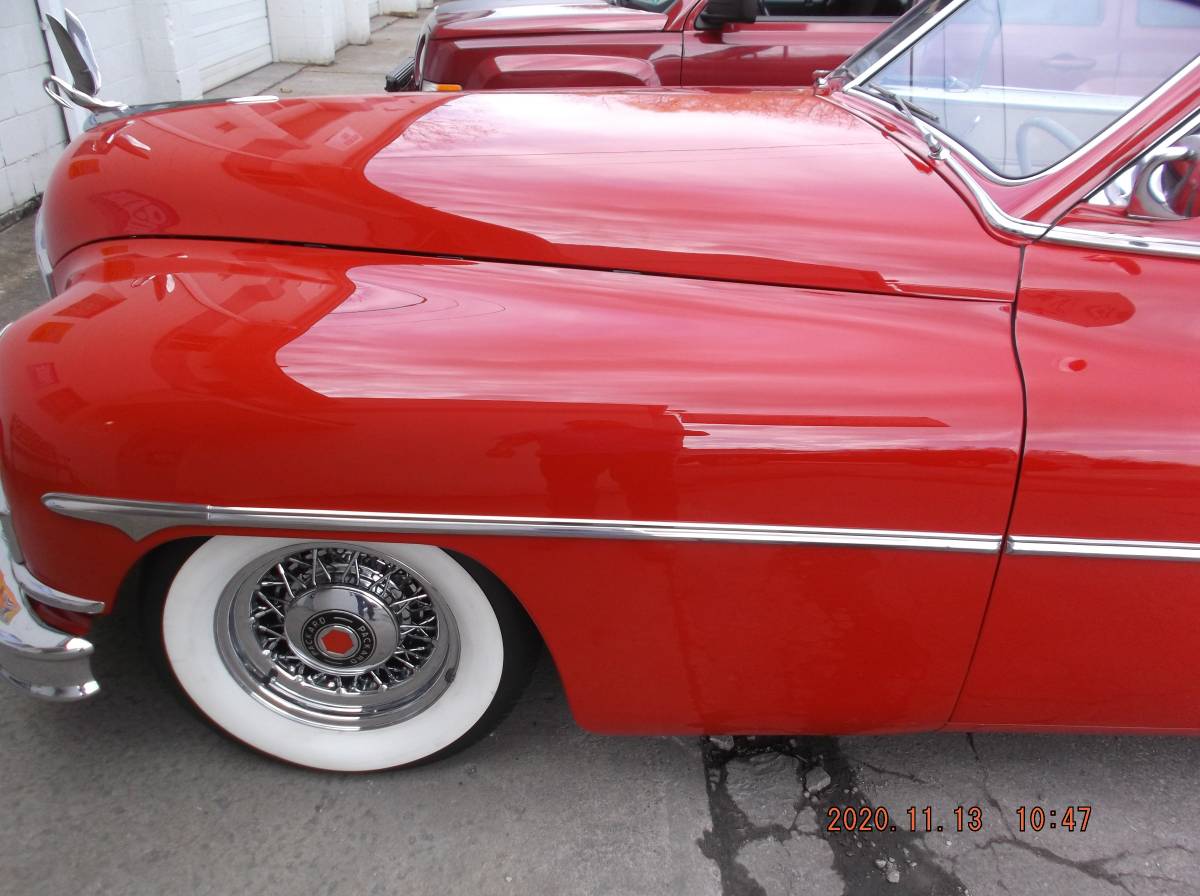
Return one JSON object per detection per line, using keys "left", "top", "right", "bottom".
{"left": 215, "top": 543, "right": 461, "bottom": 730}
{"left": 160, "top": 537, "right": 536, "bottom": 771}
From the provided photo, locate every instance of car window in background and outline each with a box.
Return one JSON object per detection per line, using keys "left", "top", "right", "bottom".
{"left": 839, "top": 0, "right": 959, "bottom": 80}
{"left": 858, "top": 0, "right": 1200, "bottom": 178}
{"left": 954, "top": 0, "right": 1103, "bottom": 25}
{"left": 620, "top": 0, "right": 676, "bottom": 13}
{"left": 1139, "top": 0, "right": 1200, "bottom": 25}
{"left": 757, "top": 0, "right": 911, "bottom": 16}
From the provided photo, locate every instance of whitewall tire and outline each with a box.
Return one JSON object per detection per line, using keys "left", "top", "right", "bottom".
{"left": 155, "top": 537, "right": 537, "bottom": 771}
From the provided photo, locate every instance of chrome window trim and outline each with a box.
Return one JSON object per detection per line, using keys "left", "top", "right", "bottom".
{"left": 1041, "top": 226, "right": 1200, "bottom": 260}
{"left": 844, "top": 0, "right": 970, "bottom": 87}
{"left": 830, "top": 93, "right": 1046, "bottom": 239}
{"left": 938, "top": 154, "right": 1048, "bottom": 239}
{"left": 1008, "top": 536, "right": 1200, "bottom": 562}
{"left": 846, "top": 4, "right": 1200, "bottom": 187}
{"left": 43, "top": 493, "right": 1002, "bottom": 554}
{"left": 849, "top": 104, "right": 1200, "bottom": 253}
{"left": 1043, "top": 108, "right": 1200, "bottom": 260}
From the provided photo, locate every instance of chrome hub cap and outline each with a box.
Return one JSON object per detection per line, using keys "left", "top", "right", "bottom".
{"left": 284, "top": 586, "right": 396, "bottom": 674}
{"left": 216, "top": 545, "right": 460, "bottom": 730}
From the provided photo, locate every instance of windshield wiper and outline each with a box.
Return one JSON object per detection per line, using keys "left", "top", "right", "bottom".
{"left": 862, "top": 83, "right": 947, "bottom": 160}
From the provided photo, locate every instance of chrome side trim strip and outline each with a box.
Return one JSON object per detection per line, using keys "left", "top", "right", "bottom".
{"left": 43, "top": 493, "right": 1002, "bottom": 554}
{"left": 1041, "top": 226, "right": 1200, "bottom": 261}
{"left": 1008, "top": 536, "right": 1200, "bottom": 562}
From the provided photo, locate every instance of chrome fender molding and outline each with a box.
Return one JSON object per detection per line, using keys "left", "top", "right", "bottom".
{"left": 1007, "top": 535, "right": 1200, "bottom": 563}
{"left": 43, "top": 493, "right": 1002, "bottom": 554}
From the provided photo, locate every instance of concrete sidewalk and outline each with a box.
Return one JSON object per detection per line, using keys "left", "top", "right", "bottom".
{"left": 205, "top": 14, "right": 429, "bottom": 100}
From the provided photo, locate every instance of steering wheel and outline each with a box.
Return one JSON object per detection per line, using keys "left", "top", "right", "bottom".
{"left": 1016, "top": 117, "right": 1082, "bottom": 177}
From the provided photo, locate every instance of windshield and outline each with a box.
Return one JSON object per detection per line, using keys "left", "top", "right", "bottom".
{"left": 851, "top": 0, "right": 1200, "bottom": 179}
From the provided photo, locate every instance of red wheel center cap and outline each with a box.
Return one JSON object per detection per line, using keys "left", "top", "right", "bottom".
{"left": 317, "top": 625, "right": 358, "bottom": 658}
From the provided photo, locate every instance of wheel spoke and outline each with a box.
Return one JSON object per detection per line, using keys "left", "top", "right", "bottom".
{"left": 274, "top": 563, "right": 298, "bottom": 602}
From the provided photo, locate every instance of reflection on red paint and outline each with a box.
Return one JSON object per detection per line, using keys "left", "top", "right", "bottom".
{"left": 0, "top": 238, "right": 1022, "bottom": 734}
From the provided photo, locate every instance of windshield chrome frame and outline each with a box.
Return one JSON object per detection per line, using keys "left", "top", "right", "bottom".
{"left": 842, "top": 0, "right": 970, "bottom": 87}
{"left": 843, "top": 0, "right": 1200, "bottom": 187}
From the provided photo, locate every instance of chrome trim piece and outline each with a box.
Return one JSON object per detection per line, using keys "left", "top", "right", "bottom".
{"left": 42, "top": 74, "right": 128, "bottom": 114}
{"left": 1042, "top": 226, "right": 1200, "bottom": 261}
{"left": 935, "top": 153, "right": 1047, "bottom": 239}
{"left": 845, "top": 0, "right": 969, "bottom": 87}
{"left": 827, "top": 91, "right": 1046, "bottom": 238}
{"left": 1008, "top": 536, "right": 1200, "bottom": 563}
{"left": 855, "top": 98, "right": 1200, "bottom": 250}
{"left": 1046, "top": 109, "right": 1200, "bottom": 260}
{"left": 44, "top": 494, "right": 1003, "bottom": 554}
{"left": 11, "top": 563, "right": 104, "bottom": 615}
{"left": 0, "top": 562, "right": 99, "bottom": 701}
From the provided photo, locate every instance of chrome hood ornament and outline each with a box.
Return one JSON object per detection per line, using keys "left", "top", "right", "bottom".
{"left": 42, "top": 9, "right": 129, "bottom": 114}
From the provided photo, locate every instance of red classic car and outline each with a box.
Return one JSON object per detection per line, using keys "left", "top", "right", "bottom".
{"left": 4, "top": 0, "right": 1200, "bottom": 771}
{"left": 385, "top": 0, "right": 910, "bottom": 91}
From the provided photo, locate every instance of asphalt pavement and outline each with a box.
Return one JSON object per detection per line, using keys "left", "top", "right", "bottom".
{"left": 2, "top": 23, "right": 1199, "bottom": 894}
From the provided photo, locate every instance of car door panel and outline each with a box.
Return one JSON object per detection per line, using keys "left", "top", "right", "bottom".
{"left": 953, "top": 211, "right": 1200, "bottom": 731}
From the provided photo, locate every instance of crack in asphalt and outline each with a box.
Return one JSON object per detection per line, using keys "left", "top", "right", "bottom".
{"left": 697, "top": 735, "right": 970, "bottom": 896}
{"left": 961, "top": 734, "right": 1195, "bottom": 895}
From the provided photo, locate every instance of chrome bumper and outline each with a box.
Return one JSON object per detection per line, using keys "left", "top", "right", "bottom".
{"left": 0, "top": 561, "right": 100, "bottom": 701}
{"left": 0, "top": 479, "right": 102, "bottom": 700}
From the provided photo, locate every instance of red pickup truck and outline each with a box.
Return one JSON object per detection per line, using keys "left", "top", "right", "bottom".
{"left": 385, "top": 0, "right": 909, "bottom": 91}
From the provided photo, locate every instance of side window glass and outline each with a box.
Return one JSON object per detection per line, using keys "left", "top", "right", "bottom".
{"left": 760, "top": 0, "right": 912, "bottom": 19}
{"left": 954, "top": 0, "right": 1104, "bottom": 25}
{"left": 1138, "top": 0, "right": 1200, "bottom": 27}
{"left": 1089, "top": 118, "right": 1200, "bottom": 221}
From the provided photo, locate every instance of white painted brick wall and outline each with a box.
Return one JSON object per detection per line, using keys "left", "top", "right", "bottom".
{"left": 0, "top": 0, "right": 68, "bottom": 214}
{"left": 1, "top": 0, "right": 206, "bottom": 218}
{"left": 345, "top": 0, "right": 370, "bottom": 44}
{"left": 269, "top": 0, "right": 372, "bottom": 64}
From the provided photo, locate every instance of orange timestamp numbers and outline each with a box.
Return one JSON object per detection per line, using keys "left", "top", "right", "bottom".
{"left": 824, "top": 805, "right": 1093, "bottom": 834}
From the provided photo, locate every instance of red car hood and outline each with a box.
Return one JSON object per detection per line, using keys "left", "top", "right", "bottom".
{"left": 427, "top": 0, "right": 669, "bottom": 38}
{"left": 43, "top": 91, "right": 1016, "bottom": 301}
